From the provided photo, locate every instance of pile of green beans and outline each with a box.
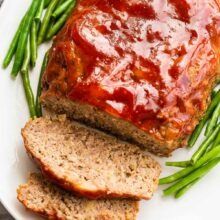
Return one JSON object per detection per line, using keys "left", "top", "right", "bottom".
{"left": 3, "top": 0, "right": 76, "bottom": 118}
{"left": 161, "top": 88, "right": 220, "bottom": 198}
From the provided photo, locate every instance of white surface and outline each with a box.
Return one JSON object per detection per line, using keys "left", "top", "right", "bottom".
{"left": 0, "top": 1, "right": 220, "bottom": 220}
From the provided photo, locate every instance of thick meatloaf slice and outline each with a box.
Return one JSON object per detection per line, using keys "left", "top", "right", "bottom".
{"left": 22, "top": 117, "right": 161, "bottom": 200}
{"left": 17, "top": 173, "right": 139, "bottom": 220}
{"left": 41, "top": 0, "right": 220, "bottom": 156}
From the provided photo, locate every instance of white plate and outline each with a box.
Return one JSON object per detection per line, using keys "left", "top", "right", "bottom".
{"left": 0, "top": 1, "right": 220, "bottom": 220}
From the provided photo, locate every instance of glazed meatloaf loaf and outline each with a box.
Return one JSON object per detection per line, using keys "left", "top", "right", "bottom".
{"left": 41, "top": 0, "right": 220, "bottom": 156}
{"left": 22, "top": 117, "right": 160, "bottom": 200}
{"left": 17, "top": 173, "right": 139, "bottom": 220}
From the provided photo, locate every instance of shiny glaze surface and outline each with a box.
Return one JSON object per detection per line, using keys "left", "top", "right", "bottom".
{"left": 44, "top": 0, "right": 220, "bottom": 142}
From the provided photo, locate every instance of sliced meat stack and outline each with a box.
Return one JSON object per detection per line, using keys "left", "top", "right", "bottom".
{"left": 22, "top": 117, "right": 160, "bottom": 200}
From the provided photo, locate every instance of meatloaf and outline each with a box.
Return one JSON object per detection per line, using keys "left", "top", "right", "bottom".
{"left": 41, "top": 0, "right": 220, "bottom": 156}
{"left": 21, "top": 117, "right": 160, "bottom": 200}
{"left": 17, "top": 173, "right": 139, "bottom": 220}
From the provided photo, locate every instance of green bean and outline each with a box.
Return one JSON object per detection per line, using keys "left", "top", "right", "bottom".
{"left": 52, "top": 0, "right": 73, "bottom": 19}
{"left": 165, "top": 160, "right": 191, "bottom": 168}
{"left": 205, "top": 120, "right": 211, "bottom": 132}
{"left": 21, "top": 36, "right": 36, "bottom": 118}
{"left": 211, "top": 90, "right": 218, "bottom": 100}
{"left": 188, "top": 119, "right": 206, "bottom": 147}
{"left": 11, "top": 0, "right": 41, "bottom": 77}
{"left": 44, "top": 0, "right": 52, "bottom": 8}
{"left": 30, "top": 21, "right": 38, "bottom": 66}
{"left": 55, "top": 0, "right": 66, "bottom": 8}
{"left": 175, "top": 178, "right": 200, "bottom": 199}
{"left": 188, "top": 91, "right": 220, "bottom": 147}
{"left": 35, "top": 51, "right": 49, "bottom": 117}
{"left": 3, "top": 14, "right": 27, "bottom": 68}
{"left": 59, "top": 0, "right": 67, "bottom": 5}
{"left": 21, "top": 69, "right": 36, "bottom": 118}
{"left": 46, "top": 19, "right": 55, "bottom": 36}
{"left": 32, "top": 0, "right": 45, "bottom": 66}
{"left": 30, "top": 0, "right": 45, "bottom": 66}
{"left": 204, "top": 143, "right": 215, "bottom": 154}
{"left": 38, "top": 0, "right": 59, "bottom": 45}
{"left": 205, "top": 131, "right": 220, "bottom": 154}
{"left": 163, "top": 158, "right": 220, "bottom": 196}
{"left": 46, "top": 0, "right": 76, "bottom": 40}
{"left": 159, "top": 145, "right": 220, "bottom": 185}
{"left": 212, "top": 132, "right": 220, "bottom": 148}
{"left": 191, "top": 124, "right": 220, "bottom": 164}
{"left": 35, "top": 0, "right": 45, "bottom": 26}
{"left": 205, "top": 102, "right": 220, "bottom": 136}
{"left": 21, "top": 35, "right": 31, "bottom": 73}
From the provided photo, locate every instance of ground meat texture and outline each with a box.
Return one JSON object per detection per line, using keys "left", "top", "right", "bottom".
{"left": 22, "top": 117, "right": 161, "bottom": 200}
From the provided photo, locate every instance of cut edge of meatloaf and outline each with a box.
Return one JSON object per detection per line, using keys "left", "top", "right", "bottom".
{"left": 41, "top": 91, "right": 213, "bottom": 156}
{"left": 41, "top": 94, "right": 178, "bottom": 156}
{"left": 17, "top": 173, "right": 139, "bottom": 220}
{"left": 21, "top": 116, "right": 161, "bottom": 200}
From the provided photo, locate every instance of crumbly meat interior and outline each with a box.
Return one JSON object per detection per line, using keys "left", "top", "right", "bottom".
{"left": 22, "top": 117, "right": 161, "bottom": 199}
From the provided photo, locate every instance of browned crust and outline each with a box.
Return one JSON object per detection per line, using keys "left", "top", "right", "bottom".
{"left": 21, "top": 119, "right": 160, "bottom": 200}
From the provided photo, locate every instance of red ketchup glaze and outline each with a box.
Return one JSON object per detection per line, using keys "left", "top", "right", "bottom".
{"left": 47, "top": 0, "right": 220, "bottom": 142}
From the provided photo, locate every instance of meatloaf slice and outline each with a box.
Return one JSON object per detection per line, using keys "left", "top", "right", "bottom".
{"left": 41, "top": 0, "right": 220, "bottom": 156}
{"left": 22, "top": 117, "right": 161, "bottom": 200}
{"left": 17, "top": 173, "right": 139, "bottom": 220}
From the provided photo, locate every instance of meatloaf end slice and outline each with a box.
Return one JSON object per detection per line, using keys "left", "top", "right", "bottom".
{"left": 21, "top": 117, "right": 161, "bottom": 200}
{"left": 17, "top": 173, "right": 139, "bottom": 220}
